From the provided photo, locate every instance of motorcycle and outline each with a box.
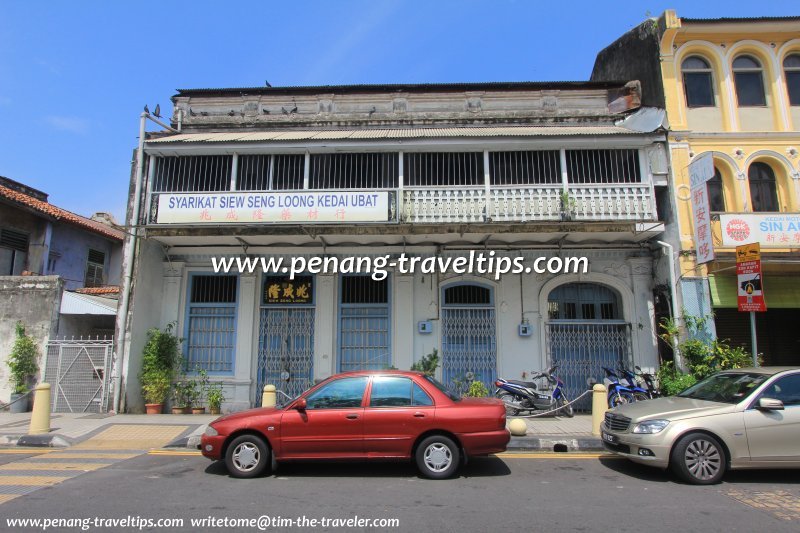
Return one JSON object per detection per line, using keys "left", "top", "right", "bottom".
{"left": 602, "top": 367, "right": 636, "bottom": 408}
{"left": 634, "top": 365, "right": 660, "bottom": 399}
{"left": 494, "top": 365, "right": 574, "bottom": 417}
{"left": 617, "top": 367, "right": 653, "bottom": 402}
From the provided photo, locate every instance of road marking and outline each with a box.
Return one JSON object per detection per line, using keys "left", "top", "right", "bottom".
{"left": 72, "top": 425, "right": 188, "bottom": 451}
{"left": 0, "top": 476, "right": 70, "bottom": 486}
{"left": 0, "top": 462, "right": 109, "bottom": 472}
{"left": 0, "top": 449, "right": 53, "bottom": 455}
{"left": 43, "top": 452, "right": 139, "bottom": 460}
{"left": 727, "top": 489, "right": 800, "bottom": 521}
{"left": 148, "top": 450, "right": 202, "bottom": 456}
{"left": 0, "top": 495, "right": 19, "bottom": 504}
{"left": 494, "top": 453, "right": 621, "bottom": 459}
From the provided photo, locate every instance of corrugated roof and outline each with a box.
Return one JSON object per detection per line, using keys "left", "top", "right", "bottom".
{"left": 60, "top": 291, "right": 118, "bottom": 315}
{"left": 175, "top": 80, "right": 628, "bottom": 97}
{"left": 0, "top": 184, "right": 125, "bottom": 241}
{"left": 147, "top": 126, "right": 640, "bottom": 144}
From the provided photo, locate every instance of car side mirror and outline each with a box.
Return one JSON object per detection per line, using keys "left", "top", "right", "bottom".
{"left": 294, "top": 398, "right": 307, "bottom": 411}
{"left": 757, "top": 397, "right": 784, "bottom": 411}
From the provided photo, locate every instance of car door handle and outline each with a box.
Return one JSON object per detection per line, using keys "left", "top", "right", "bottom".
{"left": 346, "top": 414, "right": 359, "bottom": 420}
{"left": 414, "top": 412, "right": 425, "bottom": 418}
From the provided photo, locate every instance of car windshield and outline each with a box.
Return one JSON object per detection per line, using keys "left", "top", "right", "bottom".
{"left": 424, "top": 375, "right": 461, "bottom": 402}
{"left": 677, "top": 372, "right": 768, "bottom": 404}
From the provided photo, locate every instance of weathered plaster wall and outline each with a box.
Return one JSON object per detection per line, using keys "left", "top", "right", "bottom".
{"left": 49, "top": 224, "right": 121, "bottom": 290}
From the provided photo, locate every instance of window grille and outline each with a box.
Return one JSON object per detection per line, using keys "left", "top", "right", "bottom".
{"left": 548, "top": 283, "right": 621, "bottom": 321}
{"left": 152, "top": 155, "right": 232, "bottom": 192}
{"left": 404, "top": 152, "right": 484, "bottom": 187}
{"left": 565, "top": 149, "right": 640, "bottom": 184}
{"left": 339, "top": 275, "right": 390, "bottom": 371}
{"left": 341, "top": 275, "right": 388, "bottom": 304}
{"left": 443, "top": 284, "right": 492, "bottom": 306}
{"left": 310, "top": 153, "right": 398, "bottom": 189}
{"left": 489, "top": 151, "right": 561, "bottom": 185}
{"left": 186, "top": 275, "right": 238, "bottom": 372}
{"left": 237, "top": 154, "right": 304, "bottom": 191}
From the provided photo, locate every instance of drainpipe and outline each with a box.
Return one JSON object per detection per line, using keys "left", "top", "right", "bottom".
{"left": 655, "top": 240, "right": 681, "bottom": 370}
{"left": 113, "top": 112, "right": 148, "bottom": 413}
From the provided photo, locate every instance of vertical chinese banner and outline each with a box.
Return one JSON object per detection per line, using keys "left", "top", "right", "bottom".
{"left": 736, "top": 243, "right": 767, "bottom": 313}
{"left": 689, "top": 153, "right": 715, "bottom": 264}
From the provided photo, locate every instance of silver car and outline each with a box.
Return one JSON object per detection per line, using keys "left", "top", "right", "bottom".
{"left": 601, "top": 367, "right": 800, "bottom": 484}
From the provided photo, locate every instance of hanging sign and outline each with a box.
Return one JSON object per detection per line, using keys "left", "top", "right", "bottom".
{"left": 736, "top": 243, "right": 766, "bottom": 312}
{"left": 689, "top": 153, "right": 715, "bottom": 264}
{"left": 720, "top": 213, "right": 800, "bottom": 247}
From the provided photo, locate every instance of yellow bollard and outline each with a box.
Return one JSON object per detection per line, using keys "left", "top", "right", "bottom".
{"left": 28, "top": 383, "right": 52, "bottom": 435}
{"left": 591, "top": 384, "right": 608, "bottom": 436}
{"left": 262, "top": 384, "right": 277, "bottom": 408}
{"left": 508, "top": 418, "right": 527, "bottom": 436}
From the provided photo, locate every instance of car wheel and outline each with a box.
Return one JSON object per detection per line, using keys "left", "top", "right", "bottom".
{"left": 415, "top": 435, "right": 461, "bottom": 480}
{"left": 558, "top": 397, "right": 574, "bottom": 418}
{"left": 497, "top": 392, "right": 520, "bottom": 416}
{"left": 670, "top": 433, "right": 726, "bottom": 485}
{"left": 225, "top": 434, "right": 270, "bottom": 479}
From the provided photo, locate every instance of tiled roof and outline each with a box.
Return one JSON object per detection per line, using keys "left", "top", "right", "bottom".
{"left": 0, "top": 184, "right": 125, "bottom": 241}
{"left": 74, "top": 286, "right": 121, "bottom": 295}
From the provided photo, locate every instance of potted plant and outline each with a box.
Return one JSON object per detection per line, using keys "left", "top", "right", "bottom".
{"left": 190, "top": 369, "right": 210, "bottom": 414}
{"left": 559, "top": 190, "right": 577, "bottom": 221}
{"left": 6, "top": 323, "right": 39, "bottom": 413}
{"left": 139, "top": 323, "right": 182, "bottom": 414}
{"left": 206, "top": 382, "right": 225, "bottom": 415}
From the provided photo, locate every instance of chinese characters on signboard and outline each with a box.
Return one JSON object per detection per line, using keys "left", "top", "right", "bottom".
{"left": 720, "top": 213, "right": 800, "bottom": 247}
{"left": 688, "top": 153, "right": 715, "bottom": 264}
{"left": 263, "top": 276, "right": 313, "bottom": 305}
{"left": 736, "top": 243, "right": 766, "bottom": 312}
{"left": 156, "top": 191, "right": 392, "bottom": 224}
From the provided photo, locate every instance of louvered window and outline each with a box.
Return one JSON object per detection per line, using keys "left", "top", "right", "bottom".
{"left": 0, "top": 228, "right": 29, "bottom": 275}
{"left": 84, "top": 249, "right": 106, "bottom": 287}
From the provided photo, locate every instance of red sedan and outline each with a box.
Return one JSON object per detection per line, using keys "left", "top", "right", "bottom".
{"left": 201, "top": 370, "right": 510, "bottom": 479}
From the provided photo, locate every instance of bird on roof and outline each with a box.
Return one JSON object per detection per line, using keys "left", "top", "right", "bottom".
{"left": 144, "top": 104, "right": 149, "bottom": 114}
{"left": 265, "top": 80, "right": 272, "bottom": 87}
{"left": 153, "top": 104, "right": 161, "bottom": 118}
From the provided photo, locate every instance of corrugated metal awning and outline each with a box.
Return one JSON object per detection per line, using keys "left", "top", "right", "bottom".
{"left": 146, "top": 126, "right": 640, "bottom": 144}
{"left": 60, "top": 292, "right": 118, "bottom": 315}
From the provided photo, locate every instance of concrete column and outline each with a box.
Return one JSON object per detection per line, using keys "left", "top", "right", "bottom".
{"left": 314, "top": 273, "right": 336, "bottom": 380}
{"left": 160, "top": 262, "right": 185, "bottom": 327}
{"left": 235, "top": 272, "right": 257, "bottom": 391}
{"left": 393, "top": 273, "right": 414, "bottom": 370}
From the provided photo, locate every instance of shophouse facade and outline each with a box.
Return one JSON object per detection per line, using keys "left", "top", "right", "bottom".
{"left": 116, "top": 81, "right": 671, "bottom": 412}
{"left": 593, "top": 12, "right": 800, "bottom": 365}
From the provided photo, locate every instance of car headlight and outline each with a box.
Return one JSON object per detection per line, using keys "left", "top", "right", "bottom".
{"left": 632, "top": 419, "right": 670, "bottom": 434}
{"left": 204, "top": 425, "right": 219, "bottom": 437}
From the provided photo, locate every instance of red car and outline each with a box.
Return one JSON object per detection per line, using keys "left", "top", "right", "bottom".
{"left": 201, "top": 370, "right": 510, "bottom": 479}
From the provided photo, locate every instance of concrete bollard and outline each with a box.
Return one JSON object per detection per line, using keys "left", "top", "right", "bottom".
{"left": 262, "top": 384, "right": 277, "bottom": 408}
{"left": 28, "top": 383, "right": 52, "bottom": 435}
{"left": 508, "top": 418, "right": 527, "bottom": 436}
{"left": 591, "top": 384, "right": 608, "bottom": 436}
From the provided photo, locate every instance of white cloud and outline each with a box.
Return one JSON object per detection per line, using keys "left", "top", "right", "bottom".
{"left": 45, "top": 115, "right": 90, "bottom": 134}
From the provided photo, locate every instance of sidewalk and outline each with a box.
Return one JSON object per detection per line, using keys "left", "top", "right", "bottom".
{"left": 1, "top": 411, "right": 603, "bottom": 452}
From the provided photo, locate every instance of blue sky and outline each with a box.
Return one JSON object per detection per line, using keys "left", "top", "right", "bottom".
{"left": 0, "top": 0, "right": 797, "bottom": 222}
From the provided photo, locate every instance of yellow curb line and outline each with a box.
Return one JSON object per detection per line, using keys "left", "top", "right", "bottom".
{"left": 0, "top": 449, "right": 54, "bottom": 454}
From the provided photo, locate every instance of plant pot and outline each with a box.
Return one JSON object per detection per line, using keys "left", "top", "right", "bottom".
{"left": 182, "top": 406, "right": 192, "bottom": 414}
{"left": 209, "top": 407, "right": 221, "bottom": 415}
{"left": 9, "top": 393, "right": 29, "bottom": 414}
{"left": 191, "top": 407, "right": 206, "bottom": 414}
{"left": 171, "top": 406, "right": 187, "bottom": 415}
{"left": 145, "top": 403, "right": 163, "bottom": 415}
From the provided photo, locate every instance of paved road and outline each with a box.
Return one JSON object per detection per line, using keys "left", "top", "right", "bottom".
{"left": 0, "top": 449, "right": 797, "bottom": 532}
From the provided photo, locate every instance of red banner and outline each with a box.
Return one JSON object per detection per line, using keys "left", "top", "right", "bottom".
{"left": 736, "top": 243, "right": 766, "bottom": 312}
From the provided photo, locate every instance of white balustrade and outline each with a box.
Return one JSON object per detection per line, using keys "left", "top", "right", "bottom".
{"left": 490, "top": 186, "right": 562, "bottom": 222}
{"left": 569, "top": 184, "right": 654, "bottom": 221}
{"left": 403, "top": 188, "right": 486, "bottom": 224}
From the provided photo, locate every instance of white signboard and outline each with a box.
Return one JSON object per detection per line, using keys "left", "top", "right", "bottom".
{"left": 689, "top": 154, "right": 715, "bottom": 264}
{"left": 155, "top": 191, "right": 392, "bottom": 224}
{"left": 720, "top": 213, "right": 800, "bottom": 247}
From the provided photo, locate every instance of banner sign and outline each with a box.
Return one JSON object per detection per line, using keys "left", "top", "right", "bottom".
{"left": 263, "top": 276, "right": 313, "bottom": 305}
{"left": 736, "top": 243, "right": 766, "bottom": 312}
{"left": 689, "top": 153, "right": 715, "bottom": 264}
{"left": 155, "top": 191, "right": 392, "bottom": 224}
{"left": 720, "top": 213, "right": 800, "bottom": 247}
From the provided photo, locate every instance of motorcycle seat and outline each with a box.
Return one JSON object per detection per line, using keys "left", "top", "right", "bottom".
{"left": 505, "top": 379, "right": 538, "bottom": 389}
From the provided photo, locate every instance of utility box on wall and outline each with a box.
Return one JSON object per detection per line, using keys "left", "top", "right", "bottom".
{"left": 418, "top": 320, "right": 433, "bottom": 334}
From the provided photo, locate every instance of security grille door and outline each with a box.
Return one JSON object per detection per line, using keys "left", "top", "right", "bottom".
{"left": 257, "top": 276, "right": 315, "bottom": 404}
{"left": 441, "top": 284, "right": 497, "bottom": 393}
{"left": 547, "top": 283, "right": 632, "bottom": 409}
{"left": 339, "top": 276, "right": 390, "bottom": 371}
{"left": 44, "top": 339, "right": 114, "bottom": 413}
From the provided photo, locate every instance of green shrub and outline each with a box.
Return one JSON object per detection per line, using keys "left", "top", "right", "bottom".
{"left": 7, "top": 323, "right": 39, "bottom": 395}
{"left": 656, "top": 361, "right": 697, "bottom": 396}
{"left": 464, "top": 380, "right": 490, "bottom": 398}
{"left": 139, "top": 323, "right": 183, "bottom": 405}
{"left": 411, "top": 348, "right": 439, "bottom": 377}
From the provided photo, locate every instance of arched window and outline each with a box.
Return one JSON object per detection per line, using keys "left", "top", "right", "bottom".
{"left": 682, "top": 56, "right": 715, "bottom": 107}
{"left": 784, "top": 54, "right": 800, "bottom": 106}
{"left": 547, "top": 283, "right": 620, "bottom": 321}
{"left": 733, "top": 55, "right": 766, "bottom": 106}
{"left": 707, "top": 167, "right": 725, "bottom": 212}
{"left": 748, "top": 162, "right": 778, "bottom": 212}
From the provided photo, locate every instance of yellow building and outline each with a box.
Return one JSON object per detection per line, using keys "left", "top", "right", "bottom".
{"left": 593, "top": 12, "right": 800, "bottom": 365}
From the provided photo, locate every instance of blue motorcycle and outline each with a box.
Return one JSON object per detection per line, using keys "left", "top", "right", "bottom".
{"left": 618, "top": 367, "right": 654, "bottom": 402}
{"left": 602, "top": 367, "right": 636, "bottom": 408}
{"left": 494, "top": 365, "right": 574, "bottom": 417}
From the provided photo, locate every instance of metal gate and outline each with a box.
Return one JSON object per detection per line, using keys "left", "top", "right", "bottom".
{"left": 441, "top": 284, "right": 497, "bottom": 393}
{"left": 256, "top": 308, "right": 314, "bottom": 404}
{"left": 43, "top": 338, "right": 114, "bottom": 413}
{"left": 338, "top": 275, "right": 391, "bottom": 371}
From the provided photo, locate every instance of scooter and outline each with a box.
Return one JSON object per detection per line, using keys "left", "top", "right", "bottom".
{"left": 494, "top": 365, "right": 574, "bottom": 417}
{"left": 634, "top": 365, "right": 660, "bottom": 399}
{"left": 617, "top": 367, "right": 653, "bottom": 402}
{"left": 602, "top": 367, "right": 636, "bottom": 408}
